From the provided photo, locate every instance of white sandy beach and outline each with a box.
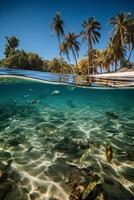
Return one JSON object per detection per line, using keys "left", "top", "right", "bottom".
{"left": 92, "top": 71, "right": 134, "bottom": 78}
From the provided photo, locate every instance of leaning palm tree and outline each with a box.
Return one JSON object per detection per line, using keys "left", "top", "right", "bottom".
{"left": 51, "top": 12, "right": 65, "bottom": 74}
{"left": 109, "top": 12, "right": 132, "bottom": 47}
{"left": 109, "top": 12, "right": 134, "bottom": 67}
{"left": 60, "top": 41, "right": 76, "bottom": 74}
{"left": 81, "top": 17, "right": 101, "bottom": 74}
{"left": 64, "top": 32, "right": 80, "bottom": 72}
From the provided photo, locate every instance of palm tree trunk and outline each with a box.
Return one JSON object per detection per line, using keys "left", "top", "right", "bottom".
{"left": 87, "top": 54, "right": 90, "bottom": 75}
{"left": 121, "top": 32, "right": 124, "bottom": 46}
{"left": 87, "top": 66, "right": 90, "bottom": 75}
{"left": 87, "top": 47, "right": 90, "bottom": 76}
{"left": 112, "top": 64, "right": 114, "bottom": 72}
{"left": 64, "top": 52, "right": 76, "bottom": 83}
{"left": 100, "top": 65, "right": 102, "bottom": 74}
{"left": 114, "top": 60, "right": 118, "bottom": 71}
{"left": 62, "top": 50, "right": 76, "bottom": 82}
{"left": 66, "top": 53, "right": 76, "bottom": 75}
{"left": 57, "top": 36, "right": 63, "bottom": 75}
{"left": 68, "top": 59, "right": 76, "bottom": 83}
{"left": 127, "top": 46, "right": 134, "bottom": 62}
{"left": 88, "top": 42, "right": 94, "bottom": 75}
{"left": 72, "top": 48, "right": 78, "bottom": 74}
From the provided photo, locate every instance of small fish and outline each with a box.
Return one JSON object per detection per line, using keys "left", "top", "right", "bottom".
{"left": 51, "top": 90, "right": 60, "bottom": 95}
{"left": 31, "top": 100, "right": 38, "bottom": 104}
{"left": 82, "top": 181, "right": 99, "bottom": 200}
{"left": 24, "top": 95, "right": 30, "bottom": 98}
{"left": 26, "top": 146, "right": 33, "bottom": 152}
{"left": 105, "top": 144, "right": 113, "bottom": 163}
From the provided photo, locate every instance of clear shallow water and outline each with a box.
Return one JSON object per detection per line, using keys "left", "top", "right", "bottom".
{"left": 0, "top": 77, "right": 134, "bottom": 200}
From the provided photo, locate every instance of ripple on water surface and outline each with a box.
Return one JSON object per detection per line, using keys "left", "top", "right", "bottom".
{"left": 0, "top": 77, "right": 134, "bottom": 200}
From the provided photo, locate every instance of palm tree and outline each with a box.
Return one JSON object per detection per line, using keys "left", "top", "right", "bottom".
{"left": 5, "top": 36, "right": 19, "bottom": 57}
{"left": 93, "top": 49, "right": 104, "bottom": 73}
{"left": 109, "top": 12, "right": 132, "bottom": 47}
{"left": 101, "top": 49, "right": 112, "bottom": 72}
{"left": 109, "top": 12, "right": 134, "bottom": 67}
{"left": 88, "top": 49, "right": 98, "bottom": 74}
{"left": 49, "top": 57, "right": 63, "bottom": 73}
{"left": 77, "top": 57, "right": 89, "bottom": 75}
{"left": 81, "top": 17, "right": 101, "bottom": 74}
{"left": 107, "top": 42, "right": 126, "bottom": 71}
{"left": 60, "top": 42, "right": 70, "bottom": 64}
{"left": 51, "top": 12, "right": 65, "bottom": 74}
{"left": 64, "top": 32, "right": 80, "bottom": 72}
{"left": 95, "top": 49, "right": 111, "bottom": 73}
{"left": 60, "top": 41, "right": 76, "bottom": 74}
{"left": 5, "top": 36, "right": 19, "bottom": 49}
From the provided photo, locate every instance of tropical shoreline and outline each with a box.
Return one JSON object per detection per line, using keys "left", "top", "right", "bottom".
{"left": 0, "top": 70, "right": 134, "bottom": 88}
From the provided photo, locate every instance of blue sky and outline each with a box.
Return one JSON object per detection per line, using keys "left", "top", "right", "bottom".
{"left": 0, "top": 0, "right": 134, "bottom": 62}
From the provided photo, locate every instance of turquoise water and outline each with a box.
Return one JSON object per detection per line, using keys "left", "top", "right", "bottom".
{"left": 0, "top": 77, "right": 134, "bottom": 200}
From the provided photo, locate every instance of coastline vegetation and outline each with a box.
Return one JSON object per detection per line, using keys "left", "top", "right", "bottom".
{"left": 0, "top": 12, "right": 134, "bottom": 74}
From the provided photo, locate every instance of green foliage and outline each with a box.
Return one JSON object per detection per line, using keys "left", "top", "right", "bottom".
{"left": 27, "top": 52, "right": 43, "bottom": 70}
{"left": 47, "top": 57, "right": 72, "bottom": 74}
{"left": 2, "top": 36, "right": 43, "bottom": 70}
{"left": 2, "top": 50, "right": 43, "bottom": 70}
{"left": 41, "top": 59, "right": 50, "bottom": 71}
{"left": 4, "top": 36, "right": 19, "bottom": 57}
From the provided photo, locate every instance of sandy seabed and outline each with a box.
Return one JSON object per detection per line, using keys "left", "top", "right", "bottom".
{"left": 0, "top": 76, "right": 134, "bottom": 200}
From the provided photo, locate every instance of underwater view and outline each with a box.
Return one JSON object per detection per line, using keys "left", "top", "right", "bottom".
{"left": 0, "top": 77, "right": 134, "bottom": 200}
